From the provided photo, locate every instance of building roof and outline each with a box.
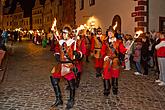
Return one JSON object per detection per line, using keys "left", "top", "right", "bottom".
{"left": 33, "top": 0, "right": 43, "bottom": 9}
{"left": 45, "top": 0, "right": 51, "bottom": 5}
{"left": 14, "top": 2, "right": 23, "bottom": 13}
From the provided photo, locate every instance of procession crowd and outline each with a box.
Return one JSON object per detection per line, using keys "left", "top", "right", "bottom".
{"left": 35, "top": 25, "right": 164, "bottom": 109}
{"left": 0, "top": 26, "right": 165, "bottom": 109}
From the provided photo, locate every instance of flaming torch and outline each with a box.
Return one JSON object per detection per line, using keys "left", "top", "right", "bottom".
{"left": 113, "top": 22, "right": 118, "bottom": 30}
{"left": 51, "top": 18, "right": 59, "bottom": 41}
{"left": 73, "top": 25, "right": 85, "bottom": 59}
{"left": 126, "top": 30, "right": 143, "bottom": 53}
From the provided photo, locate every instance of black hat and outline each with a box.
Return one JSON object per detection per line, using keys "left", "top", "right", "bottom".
{"left": 97, "top": 27, "right": 102, "bottom": 32}
{"left": 107, "top": 26, "right": 114, "bottom": 32}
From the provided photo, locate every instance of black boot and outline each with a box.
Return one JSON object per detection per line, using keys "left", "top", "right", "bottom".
{"left": 66, "top": 79, "right": 75, "bottom": 109}
{"left": 103, "top": 79, "right": 111, "bottom": 96}
{"left": 96, "top": 68, "right": 101, "bottom": 78}
{"left": 112, "top": 77, "right": 118, "bottom": 95}
{"left": 76, "top": 72, "right": 81, "bottom": 88}
{"left": 50, "top": 76, "right": 63, "bottom": 107}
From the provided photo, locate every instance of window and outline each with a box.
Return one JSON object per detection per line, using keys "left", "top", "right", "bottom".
{"left": 80, "top": 0, "right": 84, "bottom": 10}
{"left": 89, "top": 0, "right": 95, "bottom": 6}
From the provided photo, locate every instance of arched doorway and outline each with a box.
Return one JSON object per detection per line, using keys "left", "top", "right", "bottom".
{"left": 112, "top": 15, "right": 121, "bottom": 32}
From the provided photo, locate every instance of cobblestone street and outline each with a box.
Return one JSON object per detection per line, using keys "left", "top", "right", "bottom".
{"left": 0, "top": 41, "right": 165, "bottom": 110}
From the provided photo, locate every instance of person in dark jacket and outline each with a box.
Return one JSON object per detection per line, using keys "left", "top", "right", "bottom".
{"left": 141, "top": 34, "right": 150, "bottom": 75}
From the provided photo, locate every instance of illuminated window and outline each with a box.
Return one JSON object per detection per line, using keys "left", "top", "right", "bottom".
{"left": 80, "top": 0, "right": 84, "bottom": 10}
{"left": 89, "top": 0, "right": 95, "bottom": 6}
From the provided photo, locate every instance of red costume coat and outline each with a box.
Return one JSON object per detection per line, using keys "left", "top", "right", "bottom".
{"left": 52, "top": 38, "right": 82, "bottom": 80}
{"left": 75, "top": 36, "right": 86, "bottom": 73}
{"left": 91, "top": 35, "right": 106, "bottom": 68}
{"left": 85, "top": 35, "right": 91, "bottom": 56}
{"left": 101, "top": 38, "right": 127, "bottom": 79}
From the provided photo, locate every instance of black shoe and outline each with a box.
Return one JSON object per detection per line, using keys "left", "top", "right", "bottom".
{"left": 66, "top": 79, "right": 75, "bottom": 109}
{"left": 112, "top": 78, "right": 118, "bottom": 95}
{"left": 112, "top": 89, "right": 118, "bottom": 95}
{"left": 103, "top": 91, "right": 110, "bottom": 96}
{"left": 103, "top": 79, "right": 110, "bottom": 96}
{"left": 66, "top": 99, "right": 74, "bottom": 109}
{"left": 51, "top": 98, "right": 63, "bottom": 107}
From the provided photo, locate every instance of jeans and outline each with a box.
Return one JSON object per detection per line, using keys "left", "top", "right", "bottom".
{"left": 135, "top": 62, "right": 141, "bottom": 73}
{"left": 158, "top": 58, "right": 165, "bottom": 82}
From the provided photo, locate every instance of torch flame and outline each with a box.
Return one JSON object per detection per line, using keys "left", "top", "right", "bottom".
{"left": 134, "top": 30, "right": 143, "bottom": 38}
{"left": 113, "top": 22, "right": 118, "bottom": 30}
{"left": 51, "top": 18, "right": 59, "bottom": 41}
{"left": 51, "top": 18, "right": 57, "bottom": 31}
{"left": 76, "top": 25, "right": 85, "bottom": 35}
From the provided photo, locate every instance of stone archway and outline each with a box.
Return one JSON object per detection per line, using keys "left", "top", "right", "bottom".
{"left": 112, "top": 15, "right": 121, "bottom": 32}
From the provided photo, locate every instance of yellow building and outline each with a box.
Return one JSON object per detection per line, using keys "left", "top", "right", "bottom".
{"left": 23, "top": 17, "right": 30, "bottom": 30}
{"left": 0, "top": 0, "right": 4, "bottom": 29}
{"left": 32, "top": 0, "right": 44, "bottom": 30}
{"left": 43, "top": 0, "right": 52, "bottom": 32}
{"left": 12, "top": 2, "right": 23, "bottom": 29}
{"left": 3, "top": 14, "right": 12, "bottom": 30}
{"left": 2, "top": 1, "right": 23, "bottom": 30}
{"left": 1, "top": 0, "right": 76, "bottom": 32}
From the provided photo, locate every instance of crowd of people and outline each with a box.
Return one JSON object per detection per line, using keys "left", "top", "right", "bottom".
{"left": 1, "top": 25, "right": 164, "bottom": 109}
{"left": 45, "top": 24, "right": 165, "bottom": 109}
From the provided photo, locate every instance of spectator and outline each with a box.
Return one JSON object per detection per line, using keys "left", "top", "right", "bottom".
{"left": 133, "top": 38, "right": 142, "bottom": 75}
{"left": 1, "top": 30, "right": 8, "bottom": 46}
{"left": 155, "top": 33, "right": 165, "bottom": 86}
{"left": 153, "top": 32, "right": 161, "bottom": 77}
{"left": 141, "top": 34, "right": 150, "bottom": 75}
{"left": 124, "top": 34, "right": 132, "bottom": 70}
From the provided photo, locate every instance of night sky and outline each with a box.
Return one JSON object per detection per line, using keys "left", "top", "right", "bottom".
{"left": 5, "top": 0, "right": 46, "bottom": 17}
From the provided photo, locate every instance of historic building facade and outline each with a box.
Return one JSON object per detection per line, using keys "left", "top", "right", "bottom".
{"left": 12, "top": 2, "right": 24, "bottom": 29}
{"left": 1, "top": 0, "right": 76, "bottom": 32}
{"left": 32, "top": 0, "right": 44, "bottom": 30}
{"left": 23, "top": 17, "right": 30, "bottom": 30}
{"left": 76, "top": 0, "right": 165, "bottom": 35}
{"left": 31, "top": 0, "right": 76, "bottom": 32}
{"left": 3, "top": 2, "right": 24, "bottom": 30}
{"left": 0, "top": 0, "right": 4, "bottom": 28}
{"left": 43, "top": 0, "right": 52, "bottom": 32}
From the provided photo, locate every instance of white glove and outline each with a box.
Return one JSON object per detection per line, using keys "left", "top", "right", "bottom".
{"left": 104, "top": 56, "right": 109, "bottom": 61}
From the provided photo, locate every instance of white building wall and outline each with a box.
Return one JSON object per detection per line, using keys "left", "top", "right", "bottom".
{"left": 149, "top": 0, "right": 165, "bottom": 32}
{"left": 76, "top": 0, "right": 136, "bottom": 35}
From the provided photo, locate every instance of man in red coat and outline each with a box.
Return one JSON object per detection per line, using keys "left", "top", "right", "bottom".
{"left": 74, "top": 30, "right": 86, "bottom": 88}
{"left": 91, "top": 27, "right": 106, "bottom": 77}
{"left": 50, "top": 28, "right": 83, "bottom": 109}
{"left": 85, "top": 30, "right": 92, "bottom": 62}
{"left": 101, "top": 28, "right": 127, "bottom": 96}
